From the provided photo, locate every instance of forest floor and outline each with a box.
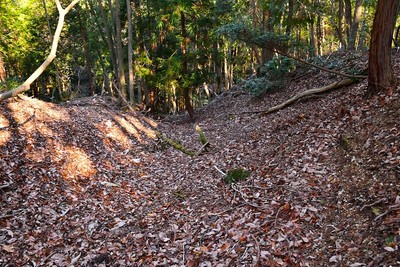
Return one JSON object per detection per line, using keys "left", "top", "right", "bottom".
{"left": 1, "top": 51, "right": 399, "bottom": 267}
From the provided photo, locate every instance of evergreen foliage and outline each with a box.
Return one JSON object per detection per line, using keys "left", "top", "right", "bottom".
{"left": 0, "top": 0, "right": 383, "bottom": 107}
{"left": 224, "top": 168, "right": 251, "bottom": 184}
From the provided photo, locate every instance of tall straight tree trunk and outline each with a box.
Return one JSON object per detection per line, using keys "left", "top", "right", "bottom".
{"left": 309, "top": 20, "right": 317, "bottom": 57}
{"left": 286, "top": 0, "right": 294, "bottom": 36}
{"left": 114, "top": 0, "right": 126, "bottom": 101}
{"left": 0, "top": 54, "right": 5, "bottom": 82}
{"left": 336, "top": 0, "right": 347, "bottom": 49}
{"left": 348, "top": 0, "right": 363, "bottom": 50}
{"left": 76, "top": 6, "right": 94, "bottom": 95}
{"left": 316, "top": 14, "right": 323, "bottom": 55}
{"left": 212, "top": 42, "right": 223, "bottom": 93}
{"left": 98, "top": 0, "right": 117, "bottom": 87}
{"left": 344, "top": 0, "right": 352, "bottom": 47}
{"left": 357, "top": 8, "right": 368, "bottom": 50}
{"left": 134, "top": 0, "right": 142, "bottom": 104}
{"left": 86, "top": 0, "right": 113, "bottom": 94}
{"left": 261, "top": 9, "right": 274, "bottom": 64}
{"left": 127, "top": 0, "right": 134, "bottom": 105}
{"left": 367, "top": 0, "right": 399, "bottom": 95}
{"left": 251, "top": 0, "right": 261, "bottom": 67}
{"left": 180, "top": 11, "right": 195, "bottom": 120}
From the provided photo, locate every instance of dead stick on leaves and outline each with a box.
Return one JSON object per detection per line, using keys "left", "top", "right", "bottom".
{"left": 261, "top": 78, "right": 357, "bottom": 116}
{"left": 250, "top": 235, "right": 261, "bottom": 267}
{"left": 234, "top": 78, "right": 358, "bottom": 117}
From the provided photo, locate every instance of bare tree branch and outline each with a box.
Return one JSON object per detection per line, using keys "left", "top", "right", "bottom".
{"left": 0, "top": 0, "right": 80, "bottom": 102}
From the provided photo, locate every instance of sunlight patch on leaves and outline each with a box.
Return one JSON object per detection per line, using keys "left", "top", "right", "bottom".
{"left": 60, "top": 145, "right": 96, "bottom": 179}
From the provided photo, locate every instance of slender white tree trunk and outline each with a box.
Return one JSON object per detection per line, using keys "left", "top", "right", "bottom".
{"left": 0, "top": 0, "right": 80, "bottom": 102}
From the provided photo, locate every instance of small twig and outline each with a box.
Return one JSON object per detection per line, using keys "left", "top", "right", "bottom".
{"left": 182, "top": 243, "right": 186, "bottom": 264}
{"left": 231, "top": 184, "right": 268, "bottom": 211}
{"left": 360, "top": 198, "right": 386, "bottom": 211}
{"left": 374, "top": 204, "right": 400, "bottom": 221}
{"left": 250, "top": 235, "right": 261, "bottom": 267}
{"left": 240, "top": 246, "right": 250, "bottom": 261}
{"left": 0, "top": 183, "right": 12, "bottom": 191}
{"left": 208, "top": 204, "right": 246, "bottom": 216}
{"left": 274, "top": 204, "right": 286, "bottom": 228}
{"left": 383, "top": 218, "right": 400, "bottom": 225}
{"left": 40, "top": 250, "right": 59, "bottom": 265}
{"left": 194, "top": 141, "right": 209, "bottom": 157}
{"left": 367, "top": 252, "right": 386, "bottom": 267}
{"left": 214, "top": 165, "right": 227, "bottom": 176}
{"left": 0, "top": 214, "right": 14, "bottom": 220}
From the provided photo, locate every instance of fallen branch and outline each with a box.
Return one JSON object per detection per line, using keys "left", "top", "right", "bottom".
{"left": 0, "top": 183, "right": 12, "bottom": 191}
{"left": 260, "top": 78, "right": 357, "bottom": 116}
{"left": 360, "top": 198, "right": 386, "bottom": 211}
{"left": 194, "top": 141, "right": 209, "bottom": 157}
{"left": 157, "top": 133, "right": 195, "bottom": 157}
{"left": 155, "top": 125, "right": 211, "bottom": 157}
{"left": 374, "top": 204, "right": 400, "bottom": 221}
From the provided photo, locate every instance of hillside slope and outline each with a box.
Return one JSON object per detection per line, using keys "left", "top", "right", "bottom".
{"left": 1, "top": 52, "right": 399, "bottom": 266}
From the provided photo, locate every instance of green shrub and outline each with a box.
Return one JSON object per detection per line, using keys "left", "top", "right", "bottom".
{"left": 224, "top": 168, "right": 251, "bottom": 184}
{"left": 260, "top": 56, "right": 294, "bottom": 81}
{"left": 242, "top": 77, "right": 282, "bottom": 97}
{"left": 0, "top": 77, "right": 23, "bottom": 92}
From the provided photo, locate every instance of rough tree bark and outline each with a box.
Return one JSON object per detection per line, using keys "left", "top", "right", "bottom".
{"left": 0, "top": 54, "right": 6, "bottom": 83}
{"left": 114, "top": 0, "right": 127, "bottom": 101}
{"left": 127, "top": 0, "right": 135, "bottom": 105}
{"left": 367, "top": 0, "right": 399, "bottom": 95}
{"left": 348, "top": 0, "right": 363, "bottom": 50}
{"left": 77, "top": 6, "right": 95, "bottom": 95}
{"left": 0, "top": 0, "right": 80, "bottom": 102}
{"left": 180, "top": 11, "right": 195, "bottom": 120}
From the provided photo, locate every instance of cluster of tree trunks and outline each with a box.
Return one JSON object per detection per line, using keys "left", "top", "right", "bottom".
{"left": 0, "top": 0, "right": 398, "bottom": 109}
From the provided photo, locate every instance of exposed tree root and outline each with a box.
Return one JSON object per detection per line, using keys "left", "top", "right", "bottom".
{"left": 260, "top": 78, "right": 358, "bottom": 116}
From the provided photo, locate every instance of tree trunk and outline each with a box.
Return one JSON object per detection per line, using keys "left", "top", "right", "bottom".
{"left": 114, "top": 0, "right": 126, "bottom": 101}
{"left": 127, "top": 0, "right": 135, "bottom": 105}
{"left": 348, "top": 0, "right": 363, "bottom": 50}
{"left": 76, "top": 6, "right": 95, "bottom": 95}
{"left": 367, "top": 0, "right": 399, "bottom": 95}
{"left": 97, "top": 0, "right": 117, "bottom": 86}
{"left": 337, "top": 0, "right": 347, "bottom": 49}
{"left": 309, "top": 20, "right": 317, "bottom": 57}
{"left": 316, "top": 13, "right": 323, "bottom": 56}
{"left": 261, "top": 9, "right": 274, "bottom": 64}
{"left": 286, "top": 0, "right": 294, "bottom": 36}
{"left": 180, "top": 11, "right": 195, "bottom": 120}
{"left": 0, "top": 54, "right": 5, "bottom": 83}
{"left": 251, "top": 0, "right": 262, "bottom": 67}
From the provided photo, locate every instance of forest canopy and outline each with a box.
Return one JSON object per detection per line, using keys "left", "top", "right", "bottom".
{"left": 0, "top": 0, "right": 398, "bottom": 113}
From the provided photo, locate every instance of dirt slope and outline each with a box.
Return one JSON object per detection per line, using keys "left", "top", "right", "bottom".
{"left": 0, "top": 52, "right": 399, "bottom": 266}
